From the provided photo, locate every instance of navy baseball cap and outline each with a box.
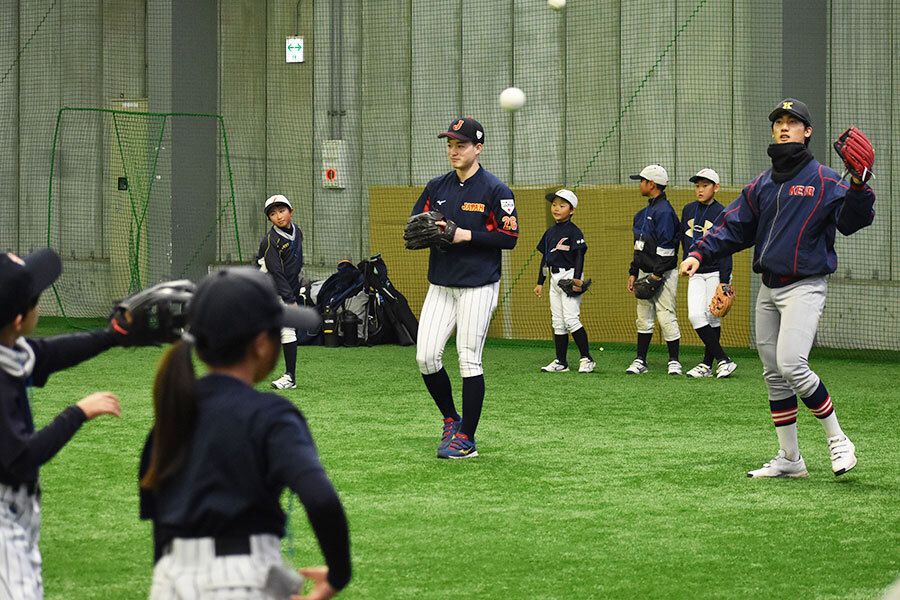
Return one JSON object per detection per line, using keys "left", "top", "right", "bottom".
{"left": 769, "top": 98, "right": 812, "bottom": 126}
{"left": 0, "top": 248, "right": 62, "bottom": 327}
{"left": 188, "top": 267, "right": 321, "bottom": 350}
{"left": 438, "top": 117, "right": 485, "bottom": 145}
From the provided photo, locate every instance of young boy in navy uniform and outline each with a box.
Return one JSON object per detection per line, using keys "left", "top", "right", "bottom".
{"left": 256, "top": 194, "right": 304, "bottom": 390}
{"left": 681, "top": 98, "right": 875, "bottom": 477}
{"left": 534, "top": 189, "right": 595, "bottom": 373}
{"left": 0, "top": 249, "right": 123, "bottom": 599}
{"left": 412, "top": 117, "right": 519, "bottom": 459}
{"left": 680, "top": 168, "right": 737, "bottom": 378}
{"left": 625, "top": 165, "right": 683, "bottom": 375}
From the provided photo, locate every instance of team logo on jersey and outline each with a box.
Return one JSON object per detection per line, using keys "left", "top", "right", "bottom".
{"left": 686, "top": 218, "right": 712, "bottom": 238}
{"left": 452, "top": 119, "right": 464, "bottom": 131}
{"left": 461, "top": 202, "right": 485, "bottom": 212}
{"left": 789, "top": 185, "right": 816, "bottom": 197}
{"left": 551, "top": 238, "right": 570, "bottom": 252}
{"left": 500, "top": 198, "right": 515, "bottom": 215}
{"left": 436, "top": 199, "right": 446, "bottom": 206}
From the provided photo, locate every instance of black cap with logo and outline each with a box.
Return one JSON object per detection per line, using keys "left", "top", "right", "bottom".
{"left": 438, "top": 117, "right": 485, "bottom": 145}
{"left": 0, "top": 248, "right": 62, "bottom": 327}
{"left": 769, "top": 98, "right": 812, "bottom": 126}
{"left": 188, "top": 267, "right": 321, "bottom": 350}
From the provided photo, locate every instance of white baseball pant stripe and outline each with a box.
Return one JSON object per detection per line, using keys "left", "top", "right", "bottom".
{"left": 149, "top": 534, "right": 283, "bottom": 600}
{"left": 416, "top": 282, "right": 500, "bottom": 378}
{"left": 0, "top": 483, "right": 42, "bottom": 600}
{"left": 549, "top": 268, "right": 583, "bottom": 334}
{"left": 635, "top": 269, "right": 680, "bottom": 341}
{"left": 756, "top": 276, "right": 827, "bottom": 401}
{"left": 687, "top": 271, "right": 721, "bottom": 329}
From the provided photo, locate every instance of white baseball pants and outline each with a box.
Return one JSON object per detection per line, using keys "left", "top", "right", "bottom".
{"left": 149, "top": 534, "right": 284, "bottom": 600}
{"left": 687, "top": 271, "right": 721, "bottom": 329}
{"left": 416, "top": 282, "right": 499, "bottom": 378}
{"left": 635, "top": 269, "right": 680, "bottom": 341}
{"left": 549, "top": 268, "right": 584, "bottom": 335}
{"left": 0, "top": 483, "right": 42, "bottom": 600}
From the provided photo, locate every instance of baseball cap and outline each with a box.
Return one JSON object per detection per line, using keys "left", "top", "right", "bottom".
{"left": 0, "top": 248, "right": 62, "bottom": 327}
{"left": 629, "top": 164, "right": 669, "bottom": 186}
{"left": 438, "top": 117, "right": 485, "bottom": 145}
{"left": 545, "top": 188, "right": 578, "bottom": 209}
{"left": 264, "top": 195, "right": 293, "bottom": 215}
{"left": 769, "top": 98, "right": 812, "bottom": 126}
{"left": 689, "top": 168, "right": 721, "bottom": 185}
{"left": 188, "top": 267, "right": 321, "bottom": 350}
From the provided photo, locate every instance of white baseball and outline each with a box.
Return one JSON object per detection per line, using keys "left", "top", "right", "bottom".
{"left": 499, "top": 87, "right": 526, "bottom": 112}
{"left": 548, "top": 0, "right": 566, "bottom": 10}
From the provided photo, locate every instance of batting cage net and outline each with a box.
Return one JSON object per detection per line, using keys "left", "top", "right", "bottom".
{"left": 1, "top": 0, "right": 897, "bottom": 357}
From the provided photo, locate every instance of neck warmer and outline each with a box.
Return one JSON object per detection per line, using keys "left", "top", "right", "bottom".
{"left": 767, "top": 142, "right": 813, "bottom": 184}
{"left": 0, "top": 338, "right": 36, "bottom": 379}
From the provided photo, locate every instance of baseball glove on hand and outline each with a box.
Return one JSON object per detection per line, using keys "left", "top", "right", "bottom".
{"left": 558, "top": 278, "right": 592, "bottom": 297}
{"left": 403, "top": 211, "right": 457, "bottom": 250}
{"left": 633, "top": 275, "right": 664, "bottom": 300}
{"left": 834, "top": 126, "right": 874, "bottom": 183}
{"left": 109, "top": 279, "right": 195, "bottom": 346}
{"left": 709, "top": 283, "right": 735, "bottom": 318}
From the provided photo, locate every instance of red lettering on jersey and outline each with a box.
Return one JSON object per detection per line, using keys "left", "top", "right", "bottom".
{"left": 461, "top": 202, "right": 486, "bottom": 212}
{"left": 789, "top": 185, "right": 816, "bottom": 197}
{"left": 502, "top": 215, "right": 518, "bottom": 232}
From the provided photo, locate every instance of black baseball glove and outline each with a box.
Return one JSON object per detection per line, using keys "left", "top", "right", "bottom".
{"left": 109, "top": 279, "right": 195, "bottom": 346}
{"left": 403, "top": 211, "right": 457, "bottom": 250}
{"left": 633, "top": 274, "right": 664, "bottom": 300}
{"left": 558, "top": 278, "right": 592, "bottom": 297}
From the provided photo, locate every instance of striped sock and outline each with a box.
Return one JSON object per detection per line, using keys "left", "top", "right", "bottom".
{"left": 770, "top": 396, "right": 800, "bottom": 460}
{"left": 801, "top": 382, "right": 844, "bottom": 438}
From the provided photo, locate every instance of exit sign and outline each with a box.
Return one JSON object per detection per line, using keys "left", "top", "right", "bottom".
{"left": 286, "top": 38, "right": 304, "bottom": 63}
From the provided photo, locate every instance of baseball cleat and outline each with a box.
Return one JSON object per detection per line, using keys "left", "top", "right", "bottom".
{"left": 716, "top": 360, "right": 738, "bottom": 378}
{"left": 747, "top": 449, "right": 808, "bottom": 478}
{"left": 438, "top": 432, "right": 478, "bottom": 459}
{"left": 541, "top": 359, "right": 569, "bottom": 372}
{"left": 686, "top": 363, "right": 713, "bottom": 378}
{"left": 827, "top": 435, "right": 857, "bottom": 476}
{"left": 578, "top": 357, "right": 596, "bottom": 373}
{"left": 625, "top": 358, "right": 648, "bottom": 374}
{"left": 271, "top": 373, "right": 296, "bottom": 389}
{"left": 667, "top": 360, "right": 683, "bottom": 376}
{"left": 437, "top": 417, "right": 462, "bottom": 455}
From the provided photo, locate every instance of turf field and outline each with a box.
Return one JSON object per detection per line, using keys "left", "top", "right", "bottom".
{"left": 29, "top": 323, "right": 900, "bottom": 599}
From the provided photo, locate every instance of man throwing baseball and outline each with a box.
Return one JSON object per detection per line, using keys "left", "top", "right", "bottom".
{"left": 680, "top": 98, "right": 876, "bottom": 478}
{"left": 409, "top": 117, "right": 519, "bottom": 459}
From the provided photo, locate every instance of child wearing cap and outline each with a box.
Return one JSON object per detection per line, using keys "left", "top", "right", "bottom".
{"left": 256, "top": 194, "right": 304, "bottom": 389}
{"left": 625, "top": 164, "right": 683, "bottom": 375}
{"left": 139, "top": 267, "right": 351, "bottom": 598}
{"left": 534, "top": 189, "right": 595, "bottom": 373}
{"left": 680, "top": 169, "right": 737, "bottom": 379}
{"left": 0, "top": 248, "right": 124, "bottom": 598}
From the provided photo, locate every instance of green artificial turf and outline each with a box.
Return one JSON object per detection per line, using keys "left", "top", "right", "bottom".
{"left": 26, "top": 330, "right": 900, "bottom": 599}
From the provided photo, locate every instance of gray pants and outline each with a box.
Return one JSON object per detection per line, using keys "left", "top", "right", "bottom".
{"left": 756, "top": 277, "right": 827, "bottom": 401}
{"left": 0, "top": 483, "right": 42, "bottom": 600}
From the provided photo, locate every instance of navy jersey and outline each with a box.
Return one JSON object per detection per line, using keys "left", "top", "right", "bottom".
{"left": 680, "top": 200, "right": 732, "bottom": 283}
{"left": 689, "top": 160, "right": 875, "bottom": 287}
{"left": 0, "top": 331, "right": 115, "bottom": 489}
{"left": 256, "top": 223, "right": 303, "bottom": 303}
{"left": 629, "top": 192, "right": 680, "bottom": 277}
{"left": 412, "top": 167, "right": 519, "bottom": 287}
{"left": 139, "top": 374, "right": 351, "bottom": 588}
{"left": 536, "top": 220, "right": 587, "bottom": 284}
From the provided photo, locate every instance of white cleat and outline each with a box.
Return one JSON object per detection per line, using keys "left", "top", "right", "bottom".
{"left": 578, "top": 357, "right": 596, "bottom": 373}
{"left": 716, "top": 360, "right": 738, "bottom": 379}
{"left": 667, "top": 360, "right": 683, "bottom": 376}
{"left": 828, "top": 435, "right": 857, "bottom": 476}
{"left": 541, "top": 359, "right": 569, "bottom": 372}
{"left": 747, "top": 449, "right": 808, "bottom": 478}
{"left": 686, "top": 363, "right": 713, "bottom": 378}
{"left": 625, "top": 358, "right": 648, "bottom": 374}
{"left": 271, "top": 373, "right": 296, "bottom": 389}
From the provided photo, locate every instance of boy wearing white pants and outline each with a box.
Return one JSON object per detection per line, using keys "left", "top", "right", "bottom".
{"left": 680, "top": 168, "right": 736, "bottom": 378}
{"left": 534, "top": 189, "right": 594, "bottom": 373}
